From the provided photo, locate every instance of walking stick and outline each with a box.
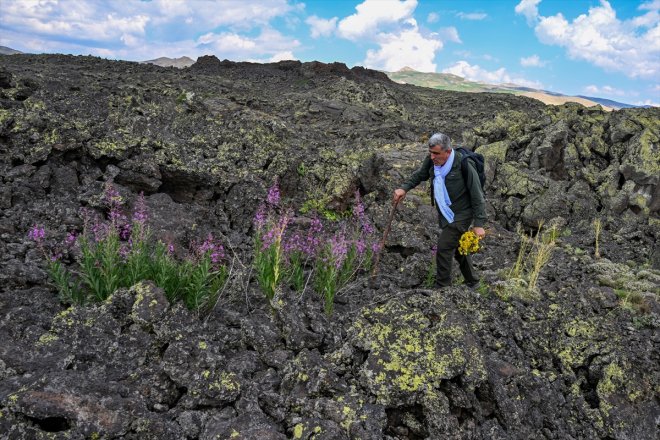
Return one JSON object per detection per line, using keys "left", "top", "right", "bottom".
{"left": 370, "top": 198, "right": 400, "bottom": 279}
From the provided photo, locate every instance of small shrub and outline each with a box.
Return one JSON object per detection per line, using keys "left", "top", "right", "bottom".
{"left": 506, "top": 222, "right": 557, "bottom": 294}
{"left": 423, "top": 245, "right": 437, "bottom": 288}
{"left": 30, "top": 186, "right": 228, "bottom": 310}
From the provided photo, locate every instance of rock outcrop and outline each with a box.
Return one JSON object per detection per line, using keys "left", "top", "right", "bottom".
{"left": 0, "top": 54, "right": 657, "bottom": 439}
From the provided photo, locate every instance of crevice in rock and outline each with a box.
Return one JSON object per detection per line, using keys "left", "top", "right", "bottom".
{"left": 475, "top": 384, "right": 497, "bottom": 419}
{"left": 385, "top": 404, "right": 428, "bottom": 439}
{"left": 617, "top": 173, "right": 625, "bottom": 190}
{"left": 96, "top": 157, "right": 121, "bottom": 174}
{"left": 25, "top": 415, "right": 71, "bottom": 432}
{"left": 158, "top": 342, "right": 170, "bottom": 357}
{"left": 385, "top": 245, "right": 416, "bottom": 258}
{"left": 170, "top": 386, "right": 188, "bottom": 409}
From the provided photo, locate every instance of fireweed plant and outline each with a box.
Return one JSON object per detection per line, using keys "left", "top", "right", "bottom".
{"left": 253, "top": 181, "right": 290, "bottom": 301}
{"left": 252, "top": 185, "right": 379, "bottom": 314}
{"left": 313, "top": 191, "right": 380, "bottom": 314}
{"left": 30, "top": 185, "right": 228, "bottom": 310}
{"left": 29, "top": 225, "right": 83, "bottom": 304}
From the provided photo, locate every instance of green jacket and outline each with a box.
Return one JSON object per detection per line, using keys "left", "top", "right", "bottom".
{"left": 401, "top": 150, "right": 487, "bottom": 228}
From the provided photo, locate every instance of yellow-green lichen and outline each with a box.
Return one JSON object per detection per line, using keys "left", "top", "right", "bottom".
{"left": 597, "top": 363, "right": 625, "bottom": 395}
{"left": 293, "top": 423, "right": 304, "bottom": 439}
{"left": 37, "top": 332, "right": 59, "bottom": 346}
{"left": 208, "top": 372, "right": 239, "bottom": 392}
{"left": 352, "top": 299, "right": 485, "bottom": 403}
{"left": 54, "top": 307, "right": 76, "bottom": 327}
{"left": 340, "top": 405, "right": 358, "bottom": 431}
{"left": 198, "top": 341, "right": 208, "bottom": 350}
{"left": 91, "top": 139, "right": 127, "bottom": 158}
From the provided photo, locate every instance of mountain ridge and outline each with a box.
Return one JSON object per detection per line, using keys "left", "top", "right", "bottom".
{"left": 386, "top": 67, "right": 639, "bottom": 111}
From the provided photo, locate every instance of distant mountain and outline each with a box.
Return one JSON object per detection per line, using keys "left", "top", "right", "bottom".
{"left": 0, "top": 46, "right": 23, "bottom": 55}
{"left": 387, "top": 68, "right": 639, "bottom": 111}
{"left": 141, "top": 56, "right": 196, "bottom": 68}
{"left": 576, "top": 96, "right": 641, "bottom": 110}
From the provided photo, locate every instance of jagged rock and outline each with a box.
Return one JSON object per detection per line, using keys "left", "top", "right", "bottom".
{"left": 0, "top": 54, "right": 658, "bottom": 439}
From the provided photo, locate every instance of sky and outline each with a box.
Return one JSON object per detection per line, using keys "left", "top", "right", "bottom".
{"left": 0, "top": 0, "right": 659, "bottom": 106}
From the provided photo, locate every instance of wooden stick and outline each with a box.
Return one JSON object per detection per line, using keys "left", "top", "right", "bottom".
{"left": 370, "top": 199, "right": 400, "bottom": 278}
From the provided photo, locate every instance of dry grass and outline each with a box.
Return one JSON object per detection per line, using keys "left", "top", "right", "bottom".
{"left": 506, "top": 222, "right": 558, "bottom": 294}
{"left": 593, "top": 218, "right": 602, "bottom": 259}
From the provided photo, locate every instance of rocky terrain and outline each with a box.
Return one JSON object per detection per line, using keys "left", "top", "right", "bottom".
{"left": 0, "top": 54, "right": 658, "bottom": 439}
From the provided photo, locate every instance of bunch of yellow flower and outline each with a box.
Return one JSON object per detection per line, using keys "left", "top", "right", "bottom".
{"left": 458, "top": 230, "right": 481, "bottom": 256}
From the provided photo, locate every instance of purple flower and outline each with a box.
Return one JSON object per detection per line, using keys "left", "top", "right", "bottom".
{"left": 371, "top": 242, "right": 381, "bottom": 253}
{"left": 167, "top": 243, "right": 175, "bottom": 256}
{"left": 266, "top": 180, "right": 280, "bottom": 206}
{"left": 431, "top": 245, "right": 437, "bottom": 256}
{"left": 353, "top": 190, "right": 365, "bottom": 218}
{"left": 92, "top": 221, "right": 108, "bottom": 242}
{"left": 196, "top": 233, "right": 225, "bottom": 263}
{"left": 119, "top": 243, "right": 130, "bottom": 260}
{"left": 50, "top": 252, "right": 62, "bottom": 262}
{"left": 210, "top": 246, "right": 225, "bottom": 264}
{"left": 330, "top": 233, "right": 348, "bottom": 269}
{"left": 119, "top": 224, "right": 132, "bottom": 241}
{"left": 260, "top": 212, "right": 290, "bottom": 250}
{"left": 304, "top": 216, "right": 323, "bottom": 256}
{"left": 353, "top": 190, "right": 374, "bottom": 235}
{"left": 283, "top": 232, "right": 303, "bottom": 254}
{"left": 104, "top": 184, "right": 122, "bottom": 207}
{"left": 132, "top": 192, "right": 148, "bottom": 224}
{"left": 65, "top": 231, "right": 77, "bottom": 246}
{"left": 253, "top": 204, "right": 267, "bottom": 230}
{"left": 28, "top": 225, "right": 45, "bottom": 242}
{"left": 356, "top": 239, "right": 367, "bottom": 256}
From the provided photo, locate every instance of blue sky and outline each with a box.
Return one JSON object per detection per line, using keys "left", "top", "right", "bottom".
{"left": 1, "top": 0, "right": 658, "bottom": 105}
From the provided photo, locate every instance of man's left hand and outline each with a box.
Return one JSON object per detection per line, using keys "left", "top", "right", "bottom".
{"left": 473, "top": 227, "right": 486, "bottom": 239}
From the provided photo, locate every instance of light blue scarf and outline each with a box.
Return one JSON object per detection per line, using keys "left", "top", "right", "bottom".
{"left": 433, "top": 149, "right": 455, "bottom": 223}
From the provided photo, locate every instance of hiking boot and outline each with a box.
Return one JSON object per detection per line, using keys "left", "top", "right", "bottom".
{"left": 464, "top": 280, "right": 480, "bottom": 290}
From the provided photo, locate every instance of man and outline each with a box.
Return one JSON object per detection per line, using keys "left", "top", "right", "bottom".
{"left": 393, "top": 132, "right": 486, "bottom": 288}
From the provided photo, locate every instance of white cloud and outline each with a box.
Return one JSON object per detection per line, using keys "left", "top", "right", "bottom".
{"left": 442, "top": 60, "right": 543, "bottom": 88}
{"left": 583, "top": 84, "right": 626, "bottom": 96}
{"left": 518, "top": 0, "right": 660, "bottom": 79}
{"left": 198, "top": 28, "right": 300, "bottom": 60}
{"left": 0, "top": 0, "right": 296, "bottom": 46}
{"left": 364, "top": 27, "right": 442, "bottom": 72}
{"left": 427, "top": 12, "right": 440, "bottom": 23}
{"left": 150, "top": 0, "right": 296, "bottom": 29}
{"left": 306, "top": 15, "right": 338, "bottom": 38}
{"left": 520, "top": 54, "right": 547, "bottom": 67}
{"left": 337, "top": 0, "right": 418, "bottom": 41}
{"left": 515, "top": 0, "right": 542, "bottom": 24}
{"left": 437, "top": 27, "right": 461, "bottom": 43}
{"left": 456, "top": 12, "right": 488, "bottom": 21}
{"left": 268, "top": 51, "right": 297, "bottom": 62}
{"left": 634, "top": 99, "right": 659, "bottom": 107}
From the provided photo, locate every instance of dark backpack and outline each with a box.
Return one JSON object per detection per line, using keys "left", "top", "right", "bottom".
{"left": 456, "top": 147, "right": 486, "bottom": 190}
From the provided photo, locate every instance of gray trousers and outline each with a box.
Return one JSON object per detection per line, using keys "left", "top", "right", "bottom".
{"left": 435, "top": 218, "right": 479, "bottom": 287}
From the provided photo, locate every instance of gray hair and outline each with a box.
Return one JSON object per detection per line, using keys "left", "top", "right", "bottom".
{"left": 428, "top": 133, "right": 452, "bottom": 151}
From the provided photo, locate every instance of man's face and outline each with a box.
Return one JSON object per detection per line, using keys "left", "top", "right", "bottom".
{"left": 429, "top": 145, "right": 451, "bottom": 166}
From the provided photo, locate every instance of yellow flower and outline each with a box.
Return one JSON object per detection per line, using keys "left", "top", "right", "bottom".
{"left": 458, "top": 231, "right": 481, "bottom": 256}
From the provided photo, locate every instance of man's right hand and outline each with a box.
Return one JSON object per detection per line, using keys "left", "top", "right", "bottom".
{"left": 393, "top": 188, "right": 406, "bottom": 205}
